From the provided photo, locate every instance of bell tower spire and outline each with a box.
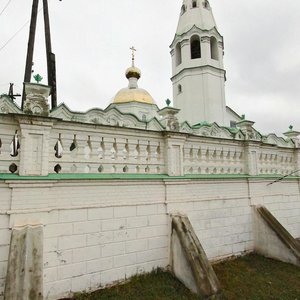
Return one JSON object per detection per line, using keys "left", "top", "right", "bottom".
{"left": 170, "top": 0, "right": 227, "bottom": 126}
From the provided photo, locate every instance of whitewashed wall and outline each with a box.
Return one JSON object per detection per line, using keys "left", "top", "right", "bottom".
{"left": 166, "top": 180, "right": 253, "bottom": 259}
{"left": 0, "top": 178, "right": 299, "bottom": 299}
{"left": 0, "top": 114, "right": 300, "bottom": 299}
{"left": 0, "top": 183, "right": 11, "bottom": 299}
{"left": 250, "top": 180, "right": 300, "bottom": 238}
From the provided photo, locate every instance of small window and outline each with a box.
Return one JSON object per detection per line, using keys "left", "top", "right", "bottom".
{"left": 192, "top": 1, "right": 197, "bottom": 8}
{"left": 190, "top": 35, "right": 201, "bottom": 59}
{"left": 203, "top": 0, "right": 210, "bottom": 9}
{"left": 181, "top": 5, "right": 186, "bottom": 15}
{"left": 142, "top": 114, "right": 147, "bottom": 122}
{"left": 178, "top": 84, "right": 182, "bottom": 94}
{"left": 175, "top": 43, "right": 182, "bottom": 66}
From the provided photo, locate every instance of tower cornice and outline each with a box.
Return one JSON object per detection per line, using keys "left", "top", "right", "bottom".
{"left": 170, "top": 25, "right": 223, "bottom": 48}
{"left": 171, "top": 65, "right": 226, "bottom": 81}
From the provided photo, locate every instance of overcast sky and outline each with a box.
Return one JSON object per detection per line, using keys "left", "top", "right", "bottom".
{"left": 1, "top": 0, "right": 300, "bottom": 135}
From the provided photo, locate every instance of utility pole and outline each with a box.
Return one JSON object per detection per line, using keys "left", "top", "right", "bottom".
{"left": 22, "top": 0, "right": 39, "bottom": 110}
{"left": 43, "top": 0, "right": 57, "bottom": 108}
{"left": 22, "top": 0, "right": 58, "bottom": 110}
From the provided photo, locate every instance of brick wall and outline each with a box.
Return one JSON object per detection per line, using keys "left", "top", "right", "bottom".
{"left": 0, "top": 178, "right": 299, "bottom": 299}
{"left": 42, "top": 204, "right": 168, "bottom": 299}
{"left": 166, "top": 180, "right": 253, "bottom": 259}
{"left": 250, "top": 180, "right": 300, "bottom": 238}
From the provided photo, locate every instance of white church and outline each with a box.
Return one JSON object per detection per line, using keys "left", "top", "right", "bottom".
{"left": 0, "top": 1, "right": 299, "bottom": 299}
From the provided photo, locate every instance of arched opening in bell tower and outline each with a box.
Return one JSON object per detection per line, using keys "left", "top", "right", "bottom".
{"left": 175, "top": 43, "right": 182, "bottom": 66}
{"left": 181, "top": 5, "right": 186, "bottom": 15}
{"left": 190, "top": 35, "right": 201, "bottom": 59}
{"left": 203, "top": 0, "right": 210, "bottom": 9}
{"left": 210, "top": 36, "right": 219, "bottom": 60}
{"left": 192, "top": 0, "right": 197, "bottom": 8}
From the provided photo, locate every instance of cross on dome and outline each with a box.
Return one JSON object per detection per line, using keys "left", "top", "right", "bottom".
{"left": 112, "top": 46, "right": 155, "bottom": 105}
{"left": 130, "top": 46, "right": 137, "bottom": 67}
{"left": 125, "top": 46, "right": 141, "bottom": 80}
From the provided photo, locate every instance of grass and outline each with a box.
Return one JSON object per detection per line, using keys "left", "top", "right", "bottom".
{"left": 72, "top": 269, "right": 202, "bottom": 300}
{"left": 213, "top": 253, "right": 300, "bottom": 300}
{"left": 67, "top": 254, "right": 300, "bottom": 300}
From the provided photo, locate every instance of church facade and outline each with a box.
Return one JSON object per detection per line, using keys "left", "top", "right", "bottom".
{"left": 0, "top": 1, "right": 299, "bottom": 299}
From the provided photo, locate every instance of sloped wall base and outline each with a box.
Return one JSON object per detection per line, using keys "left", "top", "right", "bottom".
{"left": 171, "top": 215, "right": 221, "bottom": 298}
{"left": 4, "top": 225, "right": 43, "bottom": 300}
{"left": 254, "top": 206, "right": 300, "bottom": 267}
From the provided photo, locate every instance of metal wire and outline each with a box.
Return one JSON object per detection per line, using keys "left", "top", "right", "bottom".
{"left": 0, "top": 0, "right": 13, "bottom": 17}
{"left": 0, "top": 20, "right": 30, "bottom": 52}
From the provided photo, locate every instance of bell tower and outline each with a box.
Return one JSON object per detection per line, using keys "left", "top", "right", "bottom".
{"left": 170, "top": 0, "right": 227, "bottom": 126}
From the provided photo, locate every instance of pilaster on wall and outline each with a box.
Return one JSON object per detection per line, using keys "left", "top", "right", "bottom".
{"left": 164, "top": 133, "right": 186, "bottom": 176}
{"left": 283, "top": 130, "right": 300, "bottom": 173}
{"left": 179, "top": 38, "right": 190, "bottom": 66}
{"left": 200, "top": 36, "right": 211, "bottom": 64}
{"left": 244, "top": 142, "right": 259, "bottom": 176}
{"left": 16, "top": 116, "right": 54, "bottom": 176}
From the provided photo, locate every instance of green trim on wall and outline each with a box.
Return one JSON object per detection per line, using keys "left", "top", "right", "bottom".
{"left": 0, "top": 173, "right": 299, "bottom": 182}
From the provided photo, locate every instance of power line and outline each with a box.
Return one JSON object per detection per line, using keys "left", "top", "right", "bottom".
{"left": 0, "top": 6, "right": 44, "bottom": 53}
{"left": 0, "top": 0, "right": 13, "bottom": 17}
{"left": 0, "top": 20, "right": 30, "bottom": 52}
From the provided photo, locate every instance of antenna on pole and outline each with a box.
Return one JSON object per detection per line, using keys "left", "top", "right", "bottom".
{"left": 22, "top": 0, "right": 60, "bottom": 110}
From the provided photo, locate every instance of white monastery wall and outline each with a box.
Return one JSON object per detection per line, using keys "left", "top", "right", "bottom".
{"left": 0, "top": 184, "right": 11, "bottom": 298}
{"left": 0, "top": 115, "right": 300, "bottom": 299}
{"left": 0, "top": 178, "right": 299, "bottom": 299}
{"left": 0, "top": 115, "right": 298, "bottom": 178}
{"left": 249, "top": 180, "right": 300, "bottom": 238}
{"left": 1, "top": 180, "right": 169, "bottom": 299}
{"left": 166, "top": 180, "right": 252, "bottom": 259}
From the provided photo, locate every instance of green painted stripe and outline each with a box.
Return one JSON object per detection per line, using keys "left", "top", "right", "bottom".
{"left": 0, "top": 173, "right": 299, "bottom": 181}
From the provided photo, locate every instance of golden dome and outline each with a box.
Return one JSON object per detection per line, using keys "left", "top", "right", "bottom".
{"left": 113, "top": 87, "right": 155, "bottom": 104}
{"left": 126, "top": 66, "right": 141, "bottom": 79}
{"left": 113, "top": 47, "right": 155, "bottom": 105}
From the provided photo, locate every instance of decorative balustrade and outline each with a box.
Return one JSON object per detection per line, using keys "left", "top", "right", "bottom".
{"left": 49, "top": 127, "right": 165, "bottom": 175}
{"left": 257, "top": 150, "right": 295, "bottom": 175}
{"left": 183, "top": 141, "right": 245, "bottom": 175}
{"left": 0, "top": 114, "right": 299, "bottom": 177}
{"left": 0, "top": 120, "right": 21, "bottom": 174}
